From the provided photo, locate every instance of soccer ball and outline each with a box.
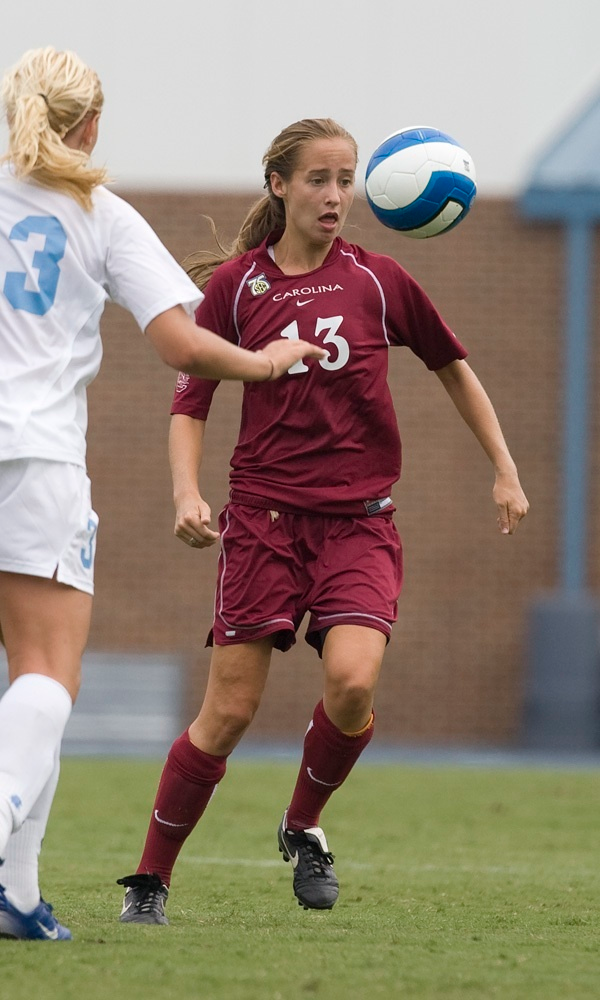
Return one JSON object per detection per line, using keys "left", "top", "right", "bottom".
{"left": 364, "top": 126, "right": 476, "bottom": 238}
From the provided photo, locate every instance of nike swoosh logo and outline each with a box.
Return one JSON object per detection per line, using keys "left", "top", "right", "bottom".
{"left": 154, "top": 809, "right": 188, "bottom": 828}
{"left": 296, "top": 299, "right": 313, "bottom": 307}
{"left": 287, "top": 848, "right": 300, "bottom": 869}
{"left": 37, "top": 921, "right": 59, "bottom": 939}
{"left": 307, "top": 767, "right": 342, "bottom": 788}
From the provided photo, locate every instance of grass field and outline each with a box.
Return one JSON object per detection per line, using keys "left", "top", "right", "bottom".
{"left": 2, "top": 757, "right": 599, "bottom": 999}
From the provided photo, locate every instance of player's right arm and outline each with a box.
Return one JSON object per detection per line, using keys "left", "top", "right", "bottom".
{"left": 169, "top": 413, "right": 218, "bottom": 548}
{"left": 147, "top": 306, "right": 326, "bottom": 382}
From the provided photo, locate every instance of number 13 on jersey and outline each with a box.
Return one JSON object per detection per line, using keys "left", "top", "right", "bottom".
{"left": 281, "top": 316, "right": 349, "bottom": 374}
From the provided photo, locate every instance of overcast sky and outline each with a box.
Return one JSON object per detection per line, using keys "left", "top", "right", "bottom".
{"left": 1, "top": 1, "right": 599, "bottom": 197}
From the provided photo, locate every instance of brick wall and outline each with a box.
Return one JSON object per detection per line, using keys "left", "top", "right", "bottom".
{"left": 85, "top": 190, "right": 600, "bottom": 746}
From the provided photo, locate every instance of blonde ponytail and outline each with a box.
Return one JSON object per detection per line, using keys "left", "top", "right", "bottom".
{"left": 1, "top": 47, "right": 109, "bottom": 210}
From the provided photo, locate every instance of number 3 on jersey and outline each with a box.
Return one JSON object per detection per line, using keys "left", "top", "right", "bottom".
{"left": 281, "top": 316, "right": 349, "bottom": 374}
{"left": 3, "top": 216, "right": 67, "bottom": 316}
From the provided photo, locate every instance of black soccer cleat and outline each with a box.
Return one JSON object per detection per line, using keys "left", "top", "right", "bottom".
{"left": 117, "top": 873, "right": 169, "bottom": 925}
{"left": 277, "top": 810, "right": 339, "bottom": 910}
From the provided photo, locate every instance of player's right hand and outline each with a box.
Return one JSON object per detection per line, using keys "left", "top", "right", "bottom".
{"left": 174, "top": 493, "right": 219, "bottom": 548}
{"left": 260, "top": 338, "right": 328, "bottom": 380}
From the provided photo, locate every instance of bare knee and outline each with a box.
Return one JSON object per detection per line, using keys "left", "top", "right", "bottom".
{"left": 7, "top": 655, "right": 81, "bottom": 704}
{"left": 323, "top": 658, "right": 379, "bottom": 731}
{"left": 189, "top": 639, "right": 272, "bottom": 755}
{"left": 190, "top": 694, "right": 261, "bottom": 755}
{"left": 216, "top": 698, "right": 259, "bottom": 742}
{"left": 325, "top": 677, "right": 374, "bottom": 728}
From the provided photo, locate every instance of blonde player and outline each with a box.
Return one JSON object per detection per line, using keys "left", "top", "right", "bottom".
{"left": 0, "top": 48, "right": 324, "bottom": 941}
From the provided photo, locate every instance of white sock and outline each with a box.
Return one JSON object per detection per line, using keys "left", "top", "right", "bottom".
{"left": 0, "top": 801, "right": 12, "bottom": 861}
{"left": 1, "top": 748, "right": 61, "bottom": 913}
{"left": 0, "top": 674, "right": 72, "bottom": 858}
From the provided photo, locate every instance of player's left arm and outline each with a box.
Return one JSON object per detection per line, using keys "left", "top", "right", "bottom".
{"left": 435, "top": 358, "right": 529, "bottom": 535}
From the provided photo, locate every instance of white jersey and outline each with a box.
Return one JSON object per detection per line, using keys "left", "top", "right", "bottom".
{"left": 0, "top": 165, "right": 203, "bottom": 466}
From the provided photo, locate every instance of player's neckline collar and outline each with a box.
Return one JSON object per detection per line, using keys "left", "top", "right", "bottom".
{"left": 261, "top": 233, "right": 341, "bottom": 277}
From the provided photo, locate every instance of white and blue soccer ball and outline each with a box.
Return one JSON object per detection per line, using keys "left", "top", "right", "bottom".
{"left": 365, "top": 126, "right": 476, "bottom": 238}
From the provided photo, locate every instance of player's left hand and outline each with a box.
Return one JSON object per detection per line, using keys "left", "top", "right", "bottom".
{"left": 493, "top": 470, "right": 529, "bottom": 534}
{"left": 174, "top": 493, "right": 220, "bottom": 548}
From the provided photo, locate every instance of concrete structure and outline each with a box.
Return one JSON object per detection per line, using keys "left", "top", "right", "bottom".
{"left": 520, "top": 89, "right": 600, "bottom": 749}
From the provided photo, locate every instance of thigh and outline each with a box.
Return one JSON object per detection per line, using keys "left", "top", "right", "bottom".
{"left": 188, "top": 638, "right": 273, "bottom": 755}
{"left": 322, "top": 624, "right": 387, "bottom": 732}
{"left": 0, "top": 571, "right": 92, "bottom": 701}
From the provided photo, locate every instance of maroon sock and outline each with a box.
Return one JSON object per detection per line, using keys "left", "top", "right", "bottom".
{"left": 285, "top": 700, "right": 374, "bottom": 831}
{"left": 136, "top": 731, "right": 227, "bottom": 886}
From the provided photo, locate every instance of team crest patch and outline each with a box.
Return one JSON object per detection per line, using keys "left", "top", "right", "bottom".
{"left": 246, "top": 273, "right": 271, "bottom": 296}
{"left": 175, "top": 372, "right": 191, "bottom": 393}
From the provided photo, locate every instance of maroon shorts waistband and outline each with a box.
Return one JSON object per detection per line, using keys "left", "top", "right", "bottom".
{"left": 228, "top": 490, "right": 394, "bottom": 518}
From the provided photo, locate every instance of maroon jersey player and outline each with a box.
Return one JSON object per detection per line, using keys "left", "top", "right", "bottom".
{"left": 172, "top": 240, "right": 466, "bottom": 515}
{"left": 117, "top": 118, "right": 529, "bottom": 922}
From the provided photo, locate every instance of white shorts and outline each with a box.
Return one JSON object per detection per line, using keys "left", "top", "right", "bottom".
{"left": 0, "top": 459, "right": 98, "bottom": 595}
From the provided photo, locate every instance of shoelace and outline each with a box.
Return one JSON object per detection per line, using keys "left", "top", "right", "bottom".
{"left": 300, "top": 842, "right": 335, "bottom": 879}
{"left": 117, "top": 874, "right": 166, "bottom": 912}
{"left": 134, "top": 888, "right": 165, "bottom": 914}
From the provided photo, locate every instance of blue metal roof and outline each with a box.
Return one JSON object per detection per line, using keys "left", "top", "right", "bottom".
{"left": 521, "top": 87, "right": 600, "bottom": 218}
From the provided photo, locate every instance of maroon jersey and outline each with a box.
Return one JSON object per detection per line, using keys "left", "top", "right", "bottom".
{"left": 172, "top": 234, "right": 467, "bottom": 515}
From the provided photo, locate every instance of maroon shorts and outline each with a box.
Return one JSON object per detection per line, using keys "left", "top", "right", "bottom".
{"left": 208, "top": 502, "right": 403, "bottom": 655}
